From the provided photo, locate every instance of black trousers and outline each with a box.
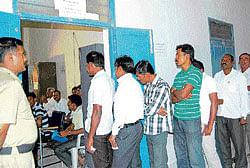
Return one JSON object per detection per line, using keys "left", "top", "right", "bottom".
{"left": 85, "top": 132, "right": 113, "bottom": 168}
{"left": 216, "top": 116, "right": 247, "bottom": 168}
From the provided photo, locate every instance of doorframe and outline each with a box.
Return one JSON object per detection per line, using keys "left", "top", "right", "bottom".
{"left": 13, "top": 0, "right": 117, "bottom": 69}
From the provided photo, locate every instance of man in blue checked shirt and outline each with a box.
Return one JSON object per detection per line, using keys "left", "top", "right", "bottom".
{"left": 135, "top": 60, "right": 173, "bottom": 168}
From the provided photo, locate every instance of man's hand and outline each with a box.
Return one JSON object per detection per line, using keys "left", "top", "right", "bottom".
{"left": 218, "top": 99, "right": 223, "bottom": 105}
{"left": 184, "top": 93, "right": 192, "bottom": 100}
{"left": 36, "top": 117, "right": 42, "bottom": 127}
{"left": 86, "top": 136, "right": 95, "bottom": 153}
{"left": 239, "top": 118, "right": 247, "bottom": 125}
{"left": 0, "top": 124, "right": 10, "bottom": 150}
{"left": 109, "top": 135, "right": 118, "bottom": 148}
{"left": 59, "top": 130, "right": 68, "bottom": 137}
{"left": 157, "top": 107, "right": 167, "bottom": 116}
{"left": 202, "top": 125, "right": 213, "bottom": 136}
{"left": 0, "top": 128, "right": 5, "bottom": 150}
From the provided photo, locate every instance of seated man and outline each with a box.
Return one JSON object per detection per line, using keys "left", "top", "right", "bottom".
{"left": 54, "top": 94, "right": 84, "bottom": 167}
{"left": 46, "top": 90, "right": 71, "bottom": 129}
{"left": 27, "top": 92, "right": 49, "bottom": 167}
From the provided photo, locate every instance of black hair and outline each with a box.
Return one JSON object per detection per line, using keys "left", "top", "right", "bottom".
{"left": 68, "top": 94, "right": 82, "bottom": 107}
{"left": 176, "top": 44, "right": 195, "bottom": 63}
{"left": 114, "top": 55, "right": 134, "bottom": 73}
{"left": 135, "top": 60, "right": 155, "bottom": 74}
{"left": 0, "top": 37, "right": 23, "bottom": 63}
{"left": 224, "top": 54, "right": 234, "bottom": 62}
{"left": 72, "top": 86, "right": 78, "bottom": 92}
{"left": 239, "top": 53, "right": 250, "bottom": 60}
{"left": 86, "top": 51, "right": 104, "bottom": 68}
{"left": 192, "top": 59, "right": 204, "bottom": 71}
{"left": 54, "top": 90, "right": 61, "bottom": 95}
{"left": 76, "top": 84, "right": 81, "bottom": 89}
{"left": 27, "top": 92, "right": 36, "bottom": 99}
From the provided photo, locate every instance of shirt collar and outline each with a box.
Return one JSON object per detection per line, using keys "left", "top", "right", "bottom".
{"left": 73, "top": 105, "right": 82, "bottom": 113}
{"left": 0, "top": 67, "right": 21, "bottom": 84}
{"left": 92, "top": 69, "right": 105, "bottom": 80}
{"left": 151, "top": 75, "right": 159, "bottom": 85}
{"left": 243, "top": 67, "right": 250, "bottom": 74}
{"left": 222, "top": 68, "right": 236, "bottom": 77}
{"left": 117, "top": 73, "right": 132, "bottom": 84}
{"left": 180, "top": 64, "right": 194, "bottom": 74}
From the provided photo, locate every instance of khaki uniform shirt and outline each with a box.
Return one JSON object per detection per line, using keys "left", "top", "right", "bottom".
{"left": 0, "top": 67, "right": 37, "bottom": 147}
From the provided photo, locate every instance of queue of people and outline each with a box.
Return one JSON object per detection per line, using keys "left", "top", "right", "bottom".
{"left": 0, "top": 37, "right": 249, "bottom": 168}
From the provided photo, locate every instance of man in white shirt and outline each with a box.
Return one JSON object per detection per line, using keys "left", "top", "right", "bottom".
{"left": 239, "top": 52, "right": 250, "bottom": 158}
{"left": 85, "top": 51, "right": 114, "bottom": 168}
{"left": 44, "top": 90, "right": 69, "bottom": 115}
{"left": 214, "top": 54, "right": 248, "bottom": 168}
{"left": 0, "top": 37, "right": 37, "bottom": 167}
{"left": 55, "top": 94, "right": 84, "bottom": 167}
{"left": 192, "top": 60, "right": 221, "bottom": 168}
{"left": 109, "top": 55, "right": 144, "bottom": 168}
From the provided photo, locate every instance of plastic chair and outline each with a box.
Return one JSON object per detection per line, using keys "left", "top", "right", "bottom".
{"left": 70, "top": 133, "right": 85, "bottom": 168}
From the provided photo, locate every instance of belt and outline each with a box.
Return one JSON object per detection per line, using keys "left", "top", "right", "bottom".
{"left": 124, "top": 120, "right": 141, "bottom": 128}
{"left": 0, "top": 143, "right": 35, "bottom": 155}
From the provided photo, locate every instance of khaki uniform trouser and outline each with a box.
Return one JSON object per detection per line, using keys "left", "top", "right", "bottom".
{"left": 0, "top": 147, "right": 35, "bottom": 168}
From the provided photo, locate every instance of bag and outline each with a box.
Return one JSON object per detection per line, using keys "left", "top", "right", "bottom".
{"left": 51, "top": 131, "right": 68, "bottom": 143}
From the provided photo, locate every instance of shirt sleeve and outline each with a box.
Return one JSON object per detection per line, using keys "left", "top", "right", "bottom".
{"left": 144, "top": 86, "right": 170, "bottom": 116}
{"left": 239, "top": 75, "right": 248, "bottom": 117}
{"left": 35, "top": 105, "right": 46, "bottom": 118}
{"left": 186, "top": 70, "right": 201, "bottom": 88}
{"left": 207, "top": 77, "right": 217, "bottom": 94}
{"left": 0, "top": 81, "right": 19, "bottom": 124}
{"left": 112, "top": 88, "right": 126, "bottom": 135}
{"left": 172, "top": 77, "right": 177, "bottom": 89}
{"left": 91, "top": 80, "right": 104, "bottom": 106}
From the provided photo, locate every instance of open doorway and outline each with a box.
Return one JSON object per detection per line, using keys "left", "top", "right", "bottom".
{"left": 21, "top": 21, "right": 110, "bottom": 100}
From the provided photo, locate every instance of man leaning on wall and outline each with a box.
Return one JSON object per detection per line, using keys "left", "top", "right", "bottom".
{"left": 0, "top": 37, "right": 37, "bottom": 168}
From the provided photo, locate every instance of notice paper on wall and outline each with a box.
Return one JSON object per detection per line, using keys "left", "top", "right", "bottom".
{"left": 54, "top": 0, "right": 99, "bottom": 20}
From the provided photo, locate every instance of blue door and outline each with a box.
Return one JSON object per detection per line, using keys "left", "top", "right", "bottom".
{"left": 0, "top": 11, "right": 21, "bottom": 79}
{"left": 110, "top": 27, "right": 154, "bottom": 168}
{"left": 210, "top": 39, "right": 235, "bottom": 76}
{"left": 0, "top": 11, "right": 21, "bottom": 39}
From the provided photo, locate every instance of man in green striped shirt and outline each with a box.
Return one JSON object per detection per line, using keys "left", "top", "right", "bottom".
{"left": 171, "top": 44, "right": 205, "bottom": 168}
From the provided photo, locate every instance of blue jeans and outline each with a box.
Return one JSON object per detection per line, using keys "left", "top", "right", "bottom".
{"left": 146, "top": 132, "right": 168, "bottom": 168}
{"left": 173, "top": 117, "right": 205, "bottom": 168}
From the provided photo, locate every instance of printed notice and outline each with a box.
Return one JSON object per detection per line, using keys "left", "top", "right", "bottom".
{"left": 54, "top": 0, "right": 99, "bottom": 20}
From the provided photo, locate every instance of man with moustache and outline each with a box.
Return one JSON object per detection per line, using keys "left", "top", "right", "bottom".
{"left": 214, "top": 54, "right": 248, "bottom": 168}
{"left": 0, "top": 37, "right": 37, "bottom": 167}
{"left": 171, "top": 44, "right": 205, "bottom": 168}
{"left": 238, "top": 53, "right": 250, "bottom": 158}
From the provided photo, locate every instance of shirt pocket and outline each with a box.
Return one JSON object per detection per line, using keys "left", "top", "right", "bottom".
{"left": 228, "top": 81, "right": 237, "bottom": 93}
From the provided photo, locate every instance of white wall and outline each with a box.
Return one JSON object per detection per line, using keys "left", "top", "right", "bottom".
{"left": 115, "top": 0, "right": 250, "bottom": 85}
{"left": 23, "top": 28, "right": 103, "bottom": 98}
{"left": 0, "top": 0, "right": 13, "bottom": 13}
